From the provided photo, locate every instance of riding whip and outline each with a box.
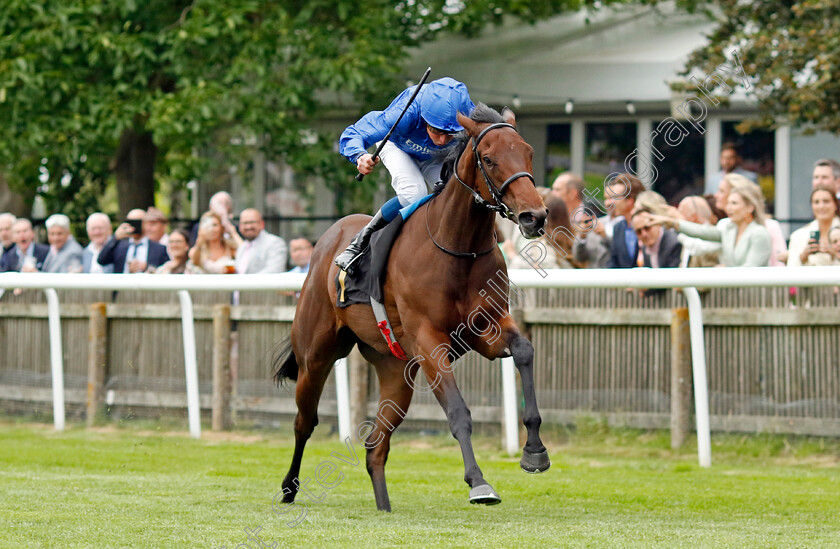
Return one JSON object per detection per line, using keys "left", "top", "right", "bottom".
{"left": 355, "top": 66, "right": 432, "bottom": 182}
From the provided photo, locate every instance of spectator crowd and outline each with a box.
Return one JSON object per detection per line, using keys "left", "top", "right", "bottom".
{"left": 0, "top": 192, "right": 313, "bottom": 276}
{"left": 499, "top": 146, "right": 840, "bottom": 278}
{"left": 3, "top": 146, "right": 839, "bottom": 284}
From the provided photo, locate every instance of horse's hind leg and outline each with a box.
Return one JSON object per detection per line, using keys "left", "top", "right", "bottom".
{"left": 279, "top": 362, "right": 330, "bottom": 504}
{"left": 280, "top": 331, "right": 355, "bottom": 504}
{"left": 358, "top": 345, "right": 417, "bottom": 512}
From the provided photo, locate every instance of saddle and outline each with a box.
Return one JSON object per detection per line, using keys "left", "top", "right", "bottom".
{"left": 335, "top": 194, "right": 434, "bottom": 360}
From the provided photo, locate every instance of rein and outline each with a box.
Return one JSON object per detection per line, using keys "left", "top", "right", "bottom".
{"left": 425, "top": 202, "right": 498, "bottom": 258}
{"left": 425, "top": 122, "right": 532, "bottom": 259}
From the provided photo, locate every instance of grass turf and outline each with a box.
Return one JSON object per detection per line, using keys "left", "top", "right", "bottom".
{"left": 1, "top": 419, "right": 839, "bottom": 548}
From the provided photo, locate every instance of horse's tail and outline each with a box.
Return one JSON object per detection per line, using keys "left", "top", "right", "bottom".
{"left": 272, "top": 336, "right": 299, "bottom": 386}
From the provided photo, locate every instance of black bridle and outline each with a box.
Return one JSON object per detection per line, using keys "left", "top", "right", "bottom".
{"left": 426, "top": 122, "right": 535, "bottom": 259}
{"left": 453, "top": 122, "right": 535, "bottom": 221}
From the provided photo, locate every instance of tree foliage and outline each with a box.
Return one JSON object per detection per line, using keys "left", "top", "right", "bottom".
{"left": 681, "top": 0, "right": 840, "bottom": 134}
{"left": 0, "top": 0, "right": 606, "bottom": 217}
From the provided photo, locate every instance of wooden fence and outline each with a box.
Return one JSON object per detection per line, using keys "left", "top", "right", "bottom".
{"left": 1, "top": 285, "right": 839, "bottom": 437}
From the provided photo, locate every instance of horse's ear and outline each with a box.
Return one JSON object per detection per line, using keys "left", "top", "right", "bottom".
{"left": 457, "top": 111, "right": 476, "bottom": 135}
{"left": 501, "top": 107, "right": 516, "bottom": 128}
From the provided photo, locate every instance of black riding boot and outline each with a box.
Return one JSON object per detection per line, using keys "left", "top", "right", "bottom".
{"left": 335, "top": 210, "right": 388, "bottom": 273}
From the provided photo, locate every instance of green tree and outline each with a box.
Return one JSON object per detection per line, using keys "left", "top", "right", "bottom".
{"left": 681, "top": 0, "right": 840, "bottom": 134}
{"left": 0, "top": 0, "right": 604, "bottom": 218}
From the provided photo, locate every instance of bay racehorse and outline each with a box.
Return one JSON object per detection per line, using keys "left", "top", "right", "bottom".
{"left": 273, "top": 104, "right": 551, "bottom": 511}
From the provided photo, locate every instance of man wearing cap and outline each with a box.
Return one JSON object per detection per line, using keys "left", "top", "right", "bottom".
{"left": 144, "top": 207, "right": 169, "bottom": 245}
{"left": 335, "top": 77, "right": 476, "bottom": 272}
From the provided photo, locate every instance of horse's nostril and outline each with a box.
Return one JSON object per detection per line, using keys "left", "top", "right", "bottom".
{"left": 519, "top": 213, "right": 535, "bottom": 227}
{"left": 518, "top": 211, "right": 545, "bottom": 232}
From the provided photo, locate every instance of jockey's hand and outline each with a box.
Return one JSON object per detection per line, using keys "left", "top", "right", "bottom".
{"left": 356, "top": 154, "right": 379, "bottom": 175}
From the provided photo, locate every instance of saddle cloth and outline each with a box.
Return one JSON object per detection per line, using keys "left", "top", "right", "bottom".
{"left": 335, "top": 194, "right": 433, "bottom": 308}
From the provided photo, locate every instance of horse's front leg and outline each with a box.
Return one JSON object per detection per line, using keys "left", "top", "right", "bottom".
{"left": 480, "top": 318, "right": 550, "bottom": 474}
{"left": 506, "top": 331, "right": 550, "bottom": 473}
{"left": 414, "top": 328, "right": 501, "bottom": 505}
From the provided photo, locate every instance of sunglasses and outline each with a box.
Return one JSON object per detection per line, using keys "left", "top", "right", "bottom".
{"left": 634, "top": 225, "right": 655, "bottom": 236}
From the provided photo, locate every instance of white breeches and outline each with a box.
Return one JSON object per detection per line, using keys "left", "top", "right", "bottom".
{"left": 378, "top": 141, "right": 443, "bottom": 206}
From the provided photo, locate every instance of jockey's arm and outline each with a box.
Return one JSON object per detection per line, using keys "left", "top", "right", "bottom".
{"left": 338, "top": 89, "right": 416, "bottom": 167}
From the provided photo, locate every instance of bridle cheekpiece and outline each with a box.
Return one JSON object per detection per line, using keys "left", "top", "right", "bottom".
{"left": 453, "top": 122, "right": 536, "bottom": 220}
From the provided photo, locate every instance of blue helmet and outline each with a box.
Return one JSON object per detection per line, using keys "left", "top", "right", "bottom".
{"left": 418, "top": 78, "right": 473, "bottom": 133}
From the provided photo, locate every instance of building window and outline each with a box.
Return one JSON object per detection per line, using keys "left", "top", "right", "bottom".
{"left": 721, "top": 122, "right": 775, "bottom": 214}
{"left": 651, "top": 119, "right": 705, "bottom": 203}
{"left": 585, "top": 122, "right": 636, "bottom": 194}
{"left": 545, "top": 123, "right": 571, "bottom": 187}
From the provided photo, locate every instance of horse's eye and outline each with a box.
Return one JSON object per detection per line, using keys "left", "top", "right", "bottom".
{"left": 483, "top": 156, "right": 493, "bottom": 166}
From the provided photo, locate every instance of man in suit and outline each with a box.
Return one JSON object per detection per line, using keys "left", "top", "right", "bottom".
{"left": 631, "top": 210, "right": 682, "bottom": 298}
{"left": 82, "top": 212, "right": 113, "bottom": 273}
{"left": 1, "top": 218, "right": 49, "bottom": 271}
{"left": 287, "top": 237, "right": 313, "bottom": 274}
{"left": 607, "top": 174, "right": 646, "bottom": 268}
{"left": 631, "top": 211, "right": 682, "bottom": 269}
{"left": 235, "top": 208, "right": 287, "bottom": 273}
{"left": 0, "top": 213, "right": 16, "bottom": 257}
{"left": 41, "top": 214, "right": 85, "bottom": 273}
{"left": 705, "top": 142, "right": 758, "bottom": 194}
{"left": 98, "top": 208, "right": 169, "bottom": 273}
{"left": 144, "top": 207, "right": 169, "bottom": 245}
{"left": 811, "top": 158, "right": 840, "bottom": 199}
{"left": 551, "top": 172, "right": 584, "bottom": 218}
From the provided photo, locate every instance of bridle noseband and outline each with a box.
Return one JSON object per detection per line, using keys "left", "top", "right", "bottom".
{"left": 453, "top": 122, "right": 536, "bottom": 220}
{"left": 426, "top": 121, "right": 536, "bottom": 259}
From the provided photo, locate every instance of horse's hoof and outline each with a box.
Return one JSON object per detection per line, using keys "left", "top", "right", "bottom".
{"left": 520, "top": 449, "right": 551, "bottom": 473}
{"left": 469, "top": 484, "right": 501, "bottom": 505}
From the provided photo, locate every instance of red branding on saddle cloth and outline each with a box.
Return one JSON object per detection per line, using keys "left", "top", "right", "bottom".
{"left": 377, "top": 320, "right": 408, "bottom": 361}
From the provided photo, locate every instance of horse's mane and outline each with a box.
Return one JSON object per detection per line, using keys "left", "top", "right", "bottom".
{"left": 438, "top": 103, "right": 506, "bottom": 185}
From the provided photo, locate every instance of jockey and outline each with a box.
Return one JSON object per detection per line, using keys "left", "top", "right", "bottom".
{"left": 335, "top": 77, "right": 476, "bottom": 272}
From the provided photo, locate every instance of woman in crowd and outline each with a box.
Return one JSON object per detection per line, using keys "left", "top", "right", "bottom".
{"left": 187, "top": 211, "right": 241, "bottom": 273}
{"left": 712, "top": 173, "right": 787, "bottom": 265}
{"left": 649, "top": 174, "right": 771, "bottom": 267}
{"left": 787, "top": 185, "right": 840, "bottom": 266}
{"left": 155, "top": 229, "right": 191, "bottom": 274}
{"left": 829, "top": 226, "right": 840, "bottom": 265}
{"left": 507, "top": 189, "right": 575, "bottom": 269}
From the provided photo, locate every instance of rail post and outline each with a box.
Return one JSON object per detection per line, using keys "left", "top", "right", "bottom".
{"left": 670, "top": 307, "right": 692, "bottom": 448}
{"left": 86, "top": 302, "right": 108, "bottom": 427}
{"left": 212, "top": 304, "right": 232, "bottom": 431}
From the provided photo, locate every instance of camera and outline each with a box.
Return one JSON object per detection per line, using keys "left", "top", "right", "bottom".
{"left": 810, "top": 230, "right": 820, "bottom": 242}
{"left": 125, "top": 219, "right": 143, "bottom": 234}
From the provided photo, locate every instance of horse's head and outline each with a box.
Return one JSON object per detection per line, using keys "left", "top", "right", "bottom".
{"left": 456, "top": 105, "right": 547, "bottom": 238}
